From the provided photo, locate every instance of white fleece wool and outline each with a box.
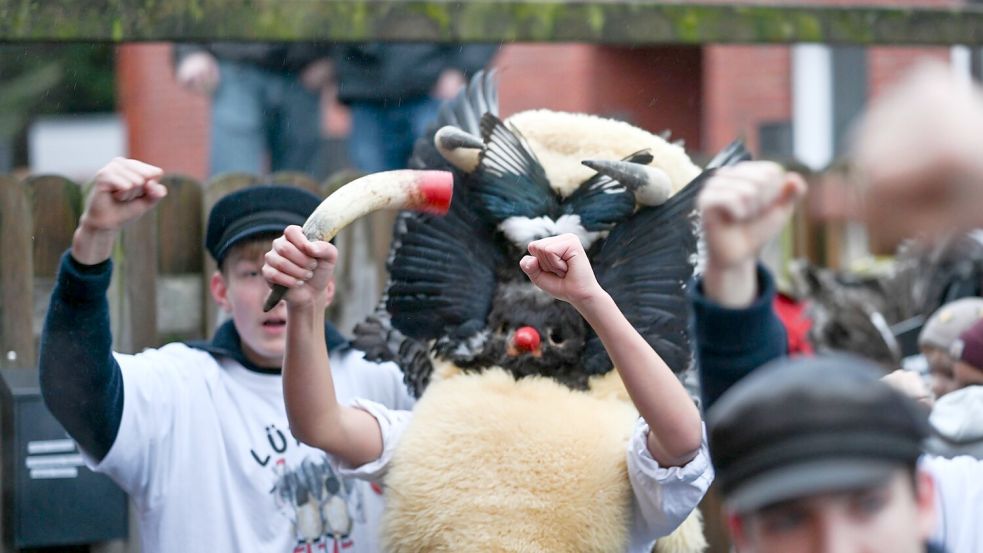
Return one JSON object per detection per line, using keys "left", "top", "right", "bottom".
{"left": 381, "top": 369, "right": 706, "bottom": 553}
{"left": 505, "top": 110, "right": 701, "bottom": 199}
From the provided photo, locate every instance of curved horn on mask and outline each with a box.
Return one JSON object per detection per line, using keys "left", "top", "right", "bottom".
{"left": 581, "top": 159, "right": 673, "bottom": 207}
{"left": 435, "top": 125, "right": 484, "bottom": 173}
{"left": 263, "top": 170, "right": 454, "bottom": 312}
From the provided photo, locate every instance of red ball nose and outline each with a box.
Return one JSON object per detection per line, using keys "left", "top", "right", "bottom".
{"left": 513, "top": 326, "right": 541, "bottom": 352}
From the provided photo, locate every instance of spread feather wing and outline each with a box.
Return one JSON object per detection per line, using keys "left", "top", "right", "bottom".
{"left": 382, "top": 181, "right": 503, "bottom": 395}
{"left": 358, "top": 70, "right": 502, "bottom": 396}
{"left": 470, "top": 113, "right": 559, "bottom": 222}
{"left": 409, "top": 69, "right": 499, "bottom": 171}
{"left": 585, "top": 140, "right": 751, "bottom": 376}
{"left": 562, "top": 150, "right": 650, "bottom": 232}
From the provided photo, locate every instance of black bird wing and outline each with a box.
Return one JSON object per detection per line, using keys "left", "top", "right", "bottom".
{"left": 561, "top": 150, "right": 650, "bottom": 232}
{"left": 352, "top": 305, "right": 437, "bottom": 398}
{"left": 470, "top": 113, "right": 559, "bottom": 222}
{"left": 356, "top": 70, "right": 503, "bottom": 396}
{"left": 383, "top": 178, "right": 503, "bottom": 396}
{"left": 409, "top": 69, "right": 499, "bottom": 171}
{"left": 585, "top": 140, "right": 751, "bottom": 376}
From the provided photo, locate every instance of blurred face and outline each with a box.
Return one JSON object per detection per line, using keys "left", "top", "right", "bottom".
{"left": 731, "top": 470, "right": 935, "bottom": 553}
{"left": 210, "top": 241, "right": 334, "bottom": 368}
{"left": 953, "top": 360, "right": 983, "bottom": 389}
{"left": 922, "top": 345, "right": 957, "bottom": 398}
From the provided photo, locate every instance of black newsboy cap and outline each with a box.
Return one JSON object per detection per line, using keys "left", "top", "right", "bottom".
{"left": 205, "top": 185, "right": 321, "bottom": 265}
{"left": 707, "top": 354, "right": 930, "bottom": 513}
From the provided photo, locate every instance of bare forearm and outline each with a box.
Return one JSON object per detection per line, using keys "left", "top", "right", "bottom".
{"left": 702, "top": 258, "right": 757, "bottom": 309}
{"left": 71, "top": 224, "right": 119, "bottom": 266}
{"left": 283, "top": 302, "right": 383, "bottom": 466}
{"left": 576, "top": 293, "right": 702, "bottom": 466}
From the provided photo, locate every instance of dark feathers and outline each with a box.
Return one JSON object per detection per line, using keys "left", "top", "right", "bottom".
{"left": 357, "top": 68, "right": 750, "bottom": 398}
{"left": 587, "top": 140, "right": 750, "bottom": 375}
{"left": 472, "top": 113, "right": 558, "bottom": 222}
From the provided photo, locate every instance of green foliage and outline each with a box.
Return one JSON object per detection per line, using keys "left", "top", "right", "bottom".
{"left": 0, "top": 44, "right": 116, "bottom": 117}
{"left": 0, "top": 43, "right": 115, "bottom": 166}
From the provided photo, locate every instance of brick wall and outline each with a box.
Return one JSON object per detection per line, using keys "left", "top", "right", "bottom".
{"left": 702, "top": 45, "right": 791, "bottom": 156}
{"left": 116, "top": 0, "right": 968, "bottom": 176}
{"left": 117, "top": 43, "right": 209, "bottom": 178}
{"left": 497, "top": 44, "right": 702, "bottom": 146}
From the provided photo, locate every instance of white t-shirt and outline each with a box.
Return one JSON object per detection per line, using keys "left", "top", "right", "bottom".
{"left": 84, "top": 343, "right": 413, "bottom": 553}
{"left": 339, "top": 399, "right": 714, "bottom": 553}
{"left": 923, "top": 454, "right": 983, "bottom": 553}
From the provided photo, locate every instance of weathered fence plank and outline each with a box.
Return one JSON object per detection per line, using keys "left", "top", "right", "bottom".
{"left": 24, "top": 176, "right": 82, "bottom": 350}
{"left": 0, "top": 176, "right": 35, "bottom": 370}
{"left": 24, "top": 176, "right": 82, "bottom": 277}
{"left": 1, "top": 1, "right": 983, "bottom": 45}
{"left": 2, "top": 169, "right": 399, "bottom": 361}
{"left": 116, "top": 205, "right": 159, "bottom": 354}
{"left": 157, "top": 174, "right": 205, "bottom": 342}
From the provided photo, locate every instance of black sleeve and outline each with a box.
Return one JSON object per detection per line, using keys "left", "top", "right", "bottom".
{"left": 690, "top": 264, "right": 788, "bottom": 413}
{"left": 39, "top": 251, "right": 124, "bottom": 462}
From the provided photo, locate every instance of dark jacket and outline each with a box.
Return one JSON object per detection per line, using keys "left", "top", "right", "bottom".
{"left": 333, "top": 42, "right": 498, "bottom": 104}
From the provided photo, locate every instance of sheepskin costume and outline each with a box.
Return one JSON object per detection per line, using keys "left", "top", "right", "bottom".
{"left": 507, "top": 109, "right": 700, "bottom": 198}
{"left": 354, "top": 71, "right": 747, "bottom": 553}
{"left": 381, "top": 366, "right": 706, "bottom": 553}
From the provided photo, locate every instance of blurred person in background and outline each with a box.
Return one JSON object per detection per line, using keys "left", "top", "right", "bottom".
{"left": 927, "top": 317, "right": 983, "bottom": 459}
{"left": 174, "top": 43, "right": 333, "bottom": 176}
{"left": 691, "top": 160, "right": 982, "bottom": 553}
{"left": 333, "top": 43, "right": 497, "bottom": 172}
{"left": 854, "top": 61, "right": 983, "bottom": 254}
{"left": 918, "top": 298, "right": 983, "bottom": 400}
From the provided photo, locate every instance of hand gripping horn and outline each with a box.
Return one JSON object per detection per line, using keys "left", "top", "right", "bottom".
{"left": 262, "top": 170, "right": 454, "bottom": 312}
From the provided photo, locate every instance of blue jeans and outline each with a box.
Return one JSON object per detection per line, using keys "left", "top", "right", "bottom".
{"left": 347, "top": 96, "right": 441, "bottom": 173}
{"left": 210, "top": 61, "right": 321, "bottom": 176}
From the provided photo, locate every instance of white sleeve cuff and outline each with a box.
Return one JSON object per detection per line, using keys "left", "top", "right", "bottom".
{"left": 627, "top": 419, "right": 714, "bottom": 540}
{"left": 333, "top": 398, "right": 412, "bottom": 482}
{"left": 628, "top": 419, "right": 712, "bottom": 483}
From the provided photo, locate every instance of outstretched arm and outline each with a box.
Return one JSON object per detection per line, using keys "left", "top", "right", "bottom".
{"left": 40, "top": 158, "right": 167, "bottom": 461}
{"left": 520, "top": 234, "right": 702, "bottom": 467}
{"left": 263, "top": 225, "right": 384, "bottom": 468}
{"left": 694, "top": 161, "right": 806, "bottom": 411}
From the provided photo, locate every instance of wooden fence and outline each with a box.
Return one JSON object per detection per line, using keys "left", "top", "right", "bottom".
{"left": 0, "top": 170, "right": 395, "bottom": 371}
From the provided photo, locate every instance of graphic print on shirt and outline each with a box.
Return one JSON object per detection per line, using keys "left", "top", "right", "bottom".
{"left": 251, "top": 424, "right": 367, "bottom": 553}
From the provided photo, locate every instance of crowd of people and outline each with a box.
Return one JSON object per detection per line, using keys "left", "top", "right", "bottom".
{"left": 36, "top": 47, "right": 983, "bottom": 553}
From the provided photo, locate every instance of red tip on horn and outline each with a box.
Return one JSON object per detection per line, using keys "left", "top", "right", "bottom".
{"left": 414, "top": 171, "right": 454, "bottom": 214}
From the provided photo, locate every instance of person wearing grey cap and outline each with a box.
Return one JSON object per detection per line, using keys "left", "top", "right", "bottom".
{"left": 919, "top": 298, "right": 983, "bottom": 399}
{"left": 926, "top": 318, "right": 983, "bottom": 459}
{"left": 38, "top": 158, "right": 414, "bottom": 552}
{"left": 691, "top": 160, "right": 983, "bottom": 553}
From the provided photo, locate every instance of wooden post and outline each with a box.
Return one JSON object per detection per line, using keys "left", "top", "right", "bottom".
{"left": 0, "top": 176, "right": 35, "bottom": 370}
{"left": 116, "top": 206, "right": 158, "bottom": 354}
{"left": 24, "top": 175, "right": 83, "bottom": 359}
{"left": 157, "top": 174, "right": 205, "bottom": 342}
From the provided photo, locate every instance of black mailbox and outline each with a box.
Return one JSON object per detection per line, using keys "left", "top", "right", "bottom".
{"left": 0, "top": 369, "right": 127, "bottom": 549}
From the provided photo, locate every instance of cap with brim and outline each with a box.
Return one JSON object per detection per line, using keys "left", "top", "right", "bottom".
{"left": 205, "top": 185, "right": 322, "bottom": 265}
{"left": 708, "top": 354, "right": 930, "bottom": 515}
{"left": 919, "top": 297, "right": 983, "bottom": 351}
{"left": 725, "top": 458, "right": 898, "bottom": 513}
{"left": 210, "top": 211, "right": 307, "bottom": 264}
